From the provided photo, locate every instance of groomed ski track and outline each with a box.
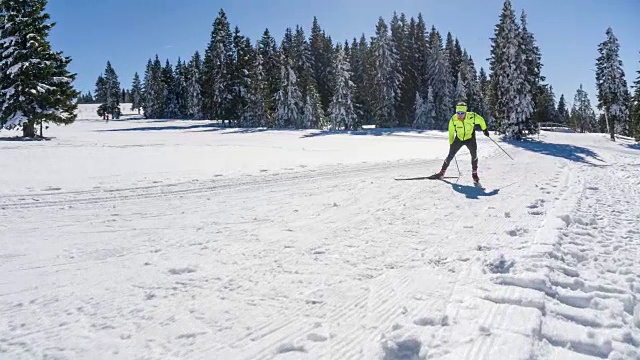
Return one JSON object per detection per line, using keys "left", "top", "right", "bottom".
{"left": 1, "top": 124, "right": 639, "bottom": 360}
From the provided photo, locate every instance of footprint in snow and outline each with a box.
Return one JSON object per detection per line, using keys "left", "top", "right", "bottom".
{"left": 168, "top": 267, "right": 196, "bottom": 275}
{"left": 413, "top": 314, "right": 449, "bottom": 327}
{"left": 506, "top": 227, "right": 528, "bottom": 237}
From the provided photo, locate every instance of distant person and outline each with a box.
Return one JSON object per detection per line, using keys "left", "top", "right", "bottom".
{"left": 430, "top": 102, "right": 490, "bottom": 184}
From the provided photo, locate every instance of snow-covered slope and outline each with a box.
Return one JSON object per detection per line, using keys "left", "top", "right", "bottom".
{"left": 1, "top": 120, "right": 639, "bottom": 360}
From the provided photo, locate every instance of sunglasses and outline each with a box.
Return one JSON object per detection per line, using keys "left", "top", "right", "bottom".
{"left": 456, "top": 112, "right": 466, "bottom": 115}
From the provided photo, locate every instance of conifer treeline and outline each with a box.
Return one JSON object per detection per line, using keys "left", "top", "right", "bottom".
{"left": 100, "top": 1, "right": 638, "bottom": 140}
{"left": 138, "top": 9, "right": 498, "bottom": 131}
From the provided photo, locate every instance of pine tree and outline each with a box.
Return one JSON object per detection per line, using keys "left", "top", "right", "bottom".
{"left": 631, "top": 53, "right": 640, "bottom": 141}
{"left": 414, "top": 15, "right": 429, "bottom": 99}
{"left": 454, "top": 70, "right": 466, "bottom": 103}
{"left": 310, "top": 17, "right": 333, "bottom": 114}
{"left": 162, "top": 59, "right": 179, "bottom": 118}
{"left": 488, "top": 0, "right": 532, "bottom": 139}
{"left": 0, "top": 0, "right": 78, "bottom": 137}
{"left": 142, "top": 56, "right": 165, "bottom": 119}
{"left": 571, "top": 84, "right": 596, "bottom": 133}
{"left": 390, "top": 12, "right": 412, "bottom": 126}
{"left": 275, "top": 54, "right": 302, "bottom": 128}
{"left": 241, "top": 46, "right": 268, "bottom": 127}
{"left": 95, "top": 61, "right": 121, "bottom": 120}
{"left": 186, "top": 51, "right": 203, "bottom": 119}
{"left": 328, "top": 46, "right": 357, "bottom": 130}
{"left": 532, "top": 84, "right": 557, "bottom": 124}
{"left": 478, "top": 67, "right": 493, "bottom": 127}
{"left": 174, "top": 59, "right": 189, "bottom": 119}
{"left": 94, "top": 75, "right": 106, "bottom": 117}
{"left": 556, "top": 94, "right": 570, "bottom": 125}
{"left": 412, "top": 89, "right": 435, "bottom": 130}
{"left": 349, "top": 34, "right": 371, "bottom": 126}
{"left": 202, "top": 9, "right": 234, "bottom": 122}
{"left": 427, "top": 28, "right": 454, "bottom": 129}
{"left": 230, "top": 27, "right": 254, "bottom": 123}
{"left": 370, "top": 17, "right": 402, "bottom": 128}
{"left": 258, "top": 29, "right": 280, "bottom": 124}
{"left": 130, "top": 72, "right": 143, "bottom": 114}
{"left": 520, "top": 11, "right": 543, "bottom": 134}
{"left": 596, "top": 27, "right": 631, "bottom": 140}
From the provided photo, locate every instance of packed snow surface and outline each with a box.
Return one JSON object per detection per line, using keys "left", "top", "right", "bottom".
{"left": 1, "top": 106, "right": 639, "bottom": 359}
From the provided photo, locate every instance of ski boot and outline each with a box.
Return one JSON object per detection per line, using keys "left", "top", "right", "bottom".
{"left": 472, "top": 170, "right": 480, "bottom": 184}
{"left": 428, "top": 169, "right": 446, "bottom": 180}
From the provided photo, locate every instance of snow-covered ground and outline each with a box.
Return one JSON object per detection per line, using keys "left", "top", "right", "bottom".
{"left": 1, "top": 108, "right": 639, "bottom": 359}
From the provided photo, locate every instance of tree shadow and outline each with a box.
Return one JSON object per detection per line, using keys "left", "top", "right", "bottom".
{"left": 0, "top": 136, "right": 53, "bottom": 141}
{"left": 622, "top": 143, "right": 640, "bottom": 151}
{"left": 504, "top": 138, "right": 607, "bottom": 165}
{"left": 97, "top": 122, "right": 223, "bottom": 132}
{"left": 441, "top": 179, "right": 500, "bottom": 200}
{"left": 300, "top": 127, "right": 443, "bottom": 139}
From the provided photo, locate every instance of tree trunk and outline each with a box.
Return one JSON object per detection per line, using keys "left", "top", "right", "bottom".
{"left": 605, "top": 109, "right": 615, "bottom": 141}
{"left": 40, "top": 121, "right": 43, "bottom": 138}
{"left": 22, "top": 121, "right": 35, "bottom": 138}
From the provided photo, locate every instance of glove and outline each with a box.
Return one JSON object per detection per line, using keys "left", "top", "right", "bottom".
{"left": 483, "top": 129, "right": 490, "bottom": 137}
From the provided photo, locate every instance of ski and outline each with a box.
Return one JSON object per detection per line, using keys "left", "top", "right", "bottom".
{"left": 395, "top": 175, "right": 459, "bottom": 181}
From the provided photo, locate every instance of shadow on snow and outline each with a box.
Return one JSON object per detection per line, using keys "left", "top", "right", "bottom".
{"left": 504, "top": 138, "right": 607, "bottom": 165}
{"left": 96, "top": 122, "right": 223, "bottom": 132}
{"left": 441, "top": 179, "right": 500, "bottom": 200}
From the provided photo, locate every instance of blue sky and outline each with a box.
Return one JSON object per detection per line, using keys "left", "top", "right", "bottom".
{"left": 46, "top": 0, "right": 639, "bottom": 110}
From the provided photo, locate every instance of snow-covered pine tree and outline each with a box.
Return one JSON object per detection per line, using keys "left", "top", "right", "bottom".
{"left": 446, "top": 35, "right": 464, "bottom": 91}
{"left": 274, "top": 54, "right": 302, "bottom": 128}
{"left": 301, "top": 83, "right": 325, "bottom": 129}
{"left": 257, "top": 29, "right": 280, "bottom": 125}
{"left": 454, "top": 71, "right": 466, "bottom": 103}
{"left": 520, "top": 10, "right": 543, "bottom": 135}
{"left": 241, "top": 46, "right": 268, "bottom": 127}
{"left": 292, "top": 26, "right": 311, "bottom": 98}
{"left": 94, "top": 75, "right": 106, "bottom": 117}
{"left": 477, "top": 67, "right": 494, "bottom": 128}
{"left": 142, "top": 56, "right": 165, "bottom": 119}
{"left": 370, "top": 17, "right": 402, "bottom": 128}
{"left": 556, "top": 94, "right": 570, "bottom": 125}
{"left": 461, "top": 54, "right": 482, "bottom": 112}
{"left": 95, "top": 61, "right": 121, "bottom": 119}
{"left": 130, "top": 72, "right": 143, "bottom": 114}
{"left": 310, "top": 17, "right": 333, "bottom": 114}
{"left": 426, "top": 27, "right": 454, "bottom": 129}
{"left": 202, "top": 9, "right": 234, "bottom": 122}
{"left": 161, "top": 59, "right": 179, "bottom": 119}
{"left": 414, "top": 16, "right": 429, "bottom": 99}
{"left": 328, "top": 46, "right": 357, "bottom": 130}
{"left": 596, "top": 27, "right": 631, "bottom": 140}
{"left": 349, "top": 34, "right": 372, "bottom": 126}
{"left": 230, "top": 27, "right": 254, "bottom": 123}
{"left": 413, "top": 87, "right": 436, "bottom": 130}
{"left": 292, "top": 26, "right": 323, "bottom": 129}
{"left": 0, "top": 0, "right": 78, "bottom": 137}
{"left": 390, "top": 12, "right": 412, "bottom": 126}
{"left": 571, "top": 84, "right": 596, "bottom": 133}
{"left": 631, "top": 53, "right": 640, "bottom": 141}
{"left": 186, "top": 51, "right": 203, "bottom": 119}
{"left": 532, "top": 84, "right": 557, "bottom": 124}
{"left": 174, "top": 59, "right": 189, "bottom": 119}
{"left": 488, "top": 0, "right": 532, "bottom": 139}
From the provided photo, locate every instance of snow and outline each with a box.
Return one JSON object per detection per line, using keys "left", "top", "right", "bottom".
{"left": 1, "top": 112, "right": 639, "bottom": 359}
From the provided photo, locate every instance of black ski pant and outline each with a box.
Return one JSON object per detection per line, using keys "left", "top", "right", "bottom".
{"left": 441, "top": 137, "right": 478, "bottom": 172}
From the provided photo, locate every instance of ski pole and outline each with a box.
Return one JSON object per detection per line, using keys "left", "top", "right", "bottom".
{"left": 488, "top": 136, "right": 514, "bottom": 160}
{"left": 454, "top": 155, "right": 461, "bottom": 177}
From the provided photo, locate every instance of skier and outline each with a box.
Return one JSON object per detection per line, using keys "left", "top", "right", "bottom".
{"left": 431, "top": 102, "right": 490, "bottom": 183}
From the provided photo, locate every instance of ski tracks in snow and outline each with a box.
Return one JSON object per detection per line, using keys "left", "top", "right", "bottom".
{"left": 1, "top": 134, "right": 639, "bottom": 359}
